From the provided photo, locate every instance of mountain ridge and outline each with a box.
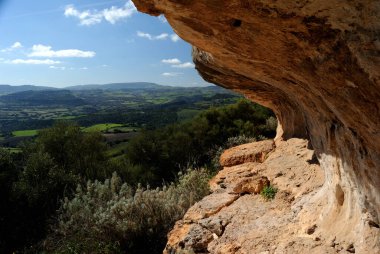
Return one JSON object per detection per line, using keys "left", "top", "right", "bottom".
{"left": 0, "top": 82, "right": 216, "bottom": 95}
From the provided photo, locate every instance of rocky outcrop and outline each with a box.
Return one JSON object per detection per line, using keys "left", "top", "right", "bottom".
{"left": 166, "top": 139, "right": 328, "bottom": 253}
{"left": 219, "top": 140, "right": 274, "bottom": 167}
{"left": 132, "top": 0, "right": 380, "bottom": 252}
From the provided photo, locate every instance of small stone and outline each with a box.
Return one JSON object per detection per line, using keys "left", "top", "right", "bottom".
{"left": 306, "top": 224, "right": 317, "bottom": 235}
{"left": 346, "top": 243, "right": 355, "bottom": 253}
{"left": 368, "top": 220, "right": 380, "bottom": 228}
{"left": 329, "top": 236, "right": 336, "bottom": 247}
{"left": 275, "top": 172, "right": 284, "bottom": 178}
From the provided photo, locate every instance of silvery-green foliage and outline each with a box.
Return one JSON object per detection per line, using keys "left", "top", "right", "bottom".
{"left": 45, "top": 169, "right": 210, "bottom": 253}
{"left": 265, "top": 116, "right": 277, "bottom": 132}
{"left": 225, "top": 135, "right": 257, "bottom": 148}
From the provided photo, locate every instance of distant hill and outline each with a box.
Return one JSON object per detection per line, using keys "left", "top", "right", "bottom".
{"left": 0, "top": 84, "right": 56, "bottom": 94}
{"left": 0, "top": 83, "right": 219, "bottom": 94}
{"left": 67, "top": 82, "right": 165, "bottom": 91}
{"left": 0, "top": 90, "right": 85, "bottom": 106}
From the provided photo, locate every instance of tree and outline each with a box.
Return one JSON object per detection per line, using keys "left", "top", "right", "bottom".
{"left": 33, "top": 121, "right": 110, "bottom": 180}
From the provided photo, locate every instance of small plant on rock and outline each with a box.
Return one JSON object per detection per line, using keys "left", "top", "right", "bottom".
{"left": 260, "top": 185, "right": 278, "bottom": 200}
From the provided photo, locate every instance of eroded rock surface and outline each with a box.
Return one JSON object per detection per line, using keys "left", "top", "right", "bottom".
{"left": 165, "top": 138, "right": 328, "bottom": 253}
{"left": 220, "top": 140, "right": 274, "bottom": 167}
{"left": 132, "top": 0, "right": 380, "bottom": 252}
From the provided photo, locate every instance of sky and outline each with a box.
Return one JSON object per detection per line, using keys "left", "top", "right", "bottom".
{"left": 0, "top": 0, "right": 210, "bottom": 87}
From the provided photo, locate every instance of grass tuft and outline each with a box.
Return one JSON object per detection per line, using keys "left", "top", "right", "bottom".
{"left": 260, "top": 185, "right": 278, "bottom": 200}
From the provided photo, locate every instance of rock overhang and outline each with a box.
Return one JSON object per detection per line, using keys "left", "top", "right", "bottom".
{"left": 132, "top": 0, "right": 380, "bottom": 252}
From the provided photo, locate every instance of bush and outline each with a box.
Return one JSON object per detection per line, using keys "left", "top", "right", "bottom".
{"left": 260, "top": 185, "right": 278, "bottom": 200}
{"left": 44, "top": 169, "right": 210, "bottom": 253}
{"left": 224, "top": 135, "right": 257, "bottom": 148}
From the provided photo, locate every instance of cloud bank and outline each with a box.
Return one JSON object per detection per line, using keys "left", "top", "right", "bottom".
{"left": 9, "top": 59, "right": 60, "bottom": 65}
{"left": 161, "top": 58, "right": 181, "bottom": 64}
{"left": 64, "top": 1, "right": 136, "bottom": 26}
{"left": 137, "top": 31, "right": 181, "bottom": 42}
{"left": 162, "top": 72, "right": 182, "bottom": 77}
{"left": 137, "top": 31, "right": 169, "bottom": 41}
{"left": 28, "top": 45, "right": 95, "bottom": 58}
{"left": 162, "top": 58, "right": 195, "bottom": 69}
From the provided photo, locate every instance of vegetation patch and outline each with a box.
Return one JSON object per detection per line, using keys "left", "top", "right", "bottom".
{"left": 82, "top": 123, "right": 123, "bottom": 132}
{"left": 5, "top": 147, "right": 21, "bottom": 153}
{"left": 107, "top": 126, "right": 139, "bottom": 133}
{"left": 12, "top": 129, "right": 38, "bottom": 137}
{"left": 260, "top": 185, "right": 278, "bottom": 200}
{"left": 177, "top": 108, "right": 201, "bottom": 121}
{"left": 44, "top": 169, "right": 210, "bottom": 253}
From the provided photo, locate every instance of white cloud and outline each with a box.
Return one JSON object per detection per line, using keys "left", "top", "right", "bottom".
{"left": 64, "top": 6, "right": 102, "bottom": 26}
{"left": 137, "top": 31, "right": 180, "bottom": 42}
{"left": 137, "top": 31, "right": 169, "bottom": 41}
{"left": 64, "top": 1, "right": 136, "bottom": 26}
{"left": 103, "top": 3, "right": 135, "bottom": 24}
{"left": 9, "top": 59, "right": 60, "bottom": 65}
{"left": 137, "top": 31, "right": 152, "bottom": 40}
{"left": 172, "top": 62, "right": 194, "bottom": 68}
{"left": 161, "top": 58, "right": 194, "bottom": 68}
{"left": 49, "top": 65, "right": 66, "bottom": 70}
{"left": 28, "top": 44, "right": 95, "bottom": 58}
{"left": 162, "top": 58, "right": 181, "bottom": 64}
{"left": 11, "top": 42, "right": 22, "bottom": 49}
{"left": 170, "top": 34, "right": 180, "bottom": 42}
{"left": 81, "top": 67, "right": 88, "bottom": 70}
{"left": 162, "top": 72, "right": 182, "bottom": 77}
{"left": 1, "top": 42, "right": 23, "bottom": 52}
{"left": 155, "top": 33, "right": 169, "bottom": 40}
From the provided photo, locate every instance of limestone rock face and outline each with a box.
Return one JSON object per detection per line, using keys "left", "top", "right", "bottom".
{"left": 165, "top": 138, "right": 328, "bottom": 253}
{"left": 132, "top": 0, "right": 380, "bottom": 252}
{"left": 219, "top": 140, "right": 274, "bottom": 167}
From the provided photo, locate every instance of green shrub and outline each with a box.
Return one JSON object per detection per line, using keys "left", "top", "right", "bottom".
{"left": 44, "top": 169, "right": 210, "bottom": 253}
{"left": 260, "top": 185, "right": 278, "bottom": 200}
{"left": 224, "top": 135, "right": 257, "bottom": 148}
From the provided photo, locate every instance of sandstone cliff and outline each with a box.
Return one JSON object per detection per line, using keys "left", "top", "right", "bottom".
{"left": 132, "top": 0, "right": 380, "bottom": 253}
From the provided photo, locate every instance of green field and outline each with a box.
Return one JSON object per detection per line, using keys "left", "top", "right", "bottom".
{"left": 12, "top": 129, "right": 38, "bottom": 137}
{"left": 55, "top": 115, "right": 79, "bottom": 120}
{"left": 5, "top": 147, "right": 22, "bottom": 153}
{"left": 82, "top": 123, "right": 123, "bottom": 132}
{"left": 107, "top": 126, "right": 139, "bottom": 133}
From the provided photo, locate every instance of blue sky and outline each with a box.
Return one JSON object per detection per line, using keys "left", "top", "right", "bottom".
{"left": 0, "top": 0, "right": 209, "bottom": 87}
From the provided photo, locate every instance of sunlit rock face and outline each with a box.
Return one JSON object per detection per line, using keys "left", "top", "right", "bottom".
{"left": 133, "top": 0, "right": 380, "bottom": 252}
